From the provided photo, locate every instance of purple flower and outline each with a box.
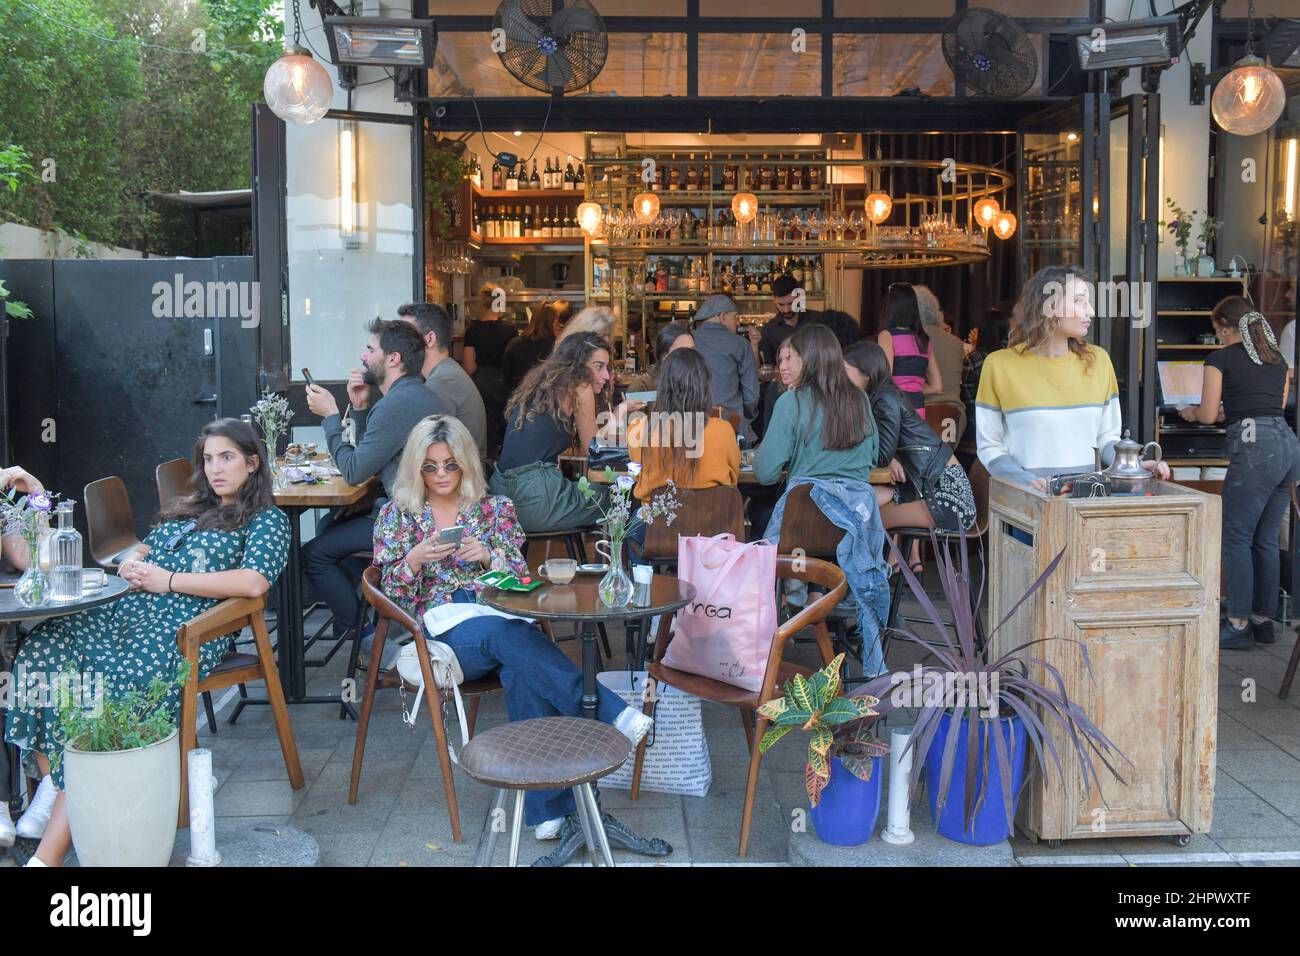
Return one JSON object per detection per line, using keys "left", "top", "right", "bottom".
{"left": 28, "top": 491, "right": 52, "bottom": 512}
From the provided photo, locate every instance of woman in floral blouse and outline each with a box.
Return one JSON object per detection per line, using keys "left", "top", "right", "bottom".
{"left": 6, "top": 419, "right": 290, "bottom": 867}
{"left": 372, "top": 415, "right": 653, "bottom": 842}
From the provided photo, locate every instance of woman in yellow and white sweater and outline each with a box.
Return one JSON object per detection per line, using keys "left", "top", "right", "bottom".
{"left": 976, "top": 266, "right": 1168, "bottom": 491}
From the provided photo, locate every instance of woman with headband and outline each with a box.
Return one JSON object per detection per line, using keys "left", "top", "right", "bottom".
{"left": 1181, "top": 296, "right": 1300, "bottom": 649}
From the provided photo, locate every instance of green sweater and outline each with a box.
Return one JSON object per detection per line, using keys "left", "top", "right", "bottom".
{"left": 753, "top": 389, "right": 878, "bottom": 485}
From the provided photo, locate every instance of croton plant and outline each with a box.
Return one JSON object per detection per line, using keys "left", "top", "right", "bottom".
{"left": 757, "top": 653, "right": 889, "bottom": 807}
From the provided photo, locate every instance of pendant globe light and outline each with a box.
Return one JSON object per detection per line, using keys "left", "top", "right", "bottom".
{"left": 865, "top": 192, "right": 893, "bottom": 224}
{"left": 1212, "top": 1, "right": 1286, "bottom": 137}
{"left": 992, "top": 211, "right": 1017, "bottom": 240}
{"left": 632, "top": 192, "right": 661, "bottom": 224}
{"left": 731, "top": 192, "right": 759, "bottom": 224}
{"left": 264, "top": 0, "right": 333, "bottom": 125}
{"left": 974, "top": 197, "right": 1001, "bottom": 229}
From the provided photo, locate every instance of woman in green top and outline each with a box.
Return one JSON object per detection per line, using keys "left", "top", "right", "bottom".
{"left": 752, "top": 324, "right": 877, "bottom": 532}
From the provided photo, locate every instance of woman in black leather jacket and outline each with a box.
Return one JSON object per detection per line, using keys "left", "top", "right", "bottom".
{"left": 846, "top": 342, "right": 976, "bottom": 565}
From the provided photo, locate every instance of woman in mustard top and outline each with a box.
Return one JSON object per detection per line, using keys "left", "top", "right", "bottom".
{"left": 628, "top": 347, "right": 740, "bottom": 501}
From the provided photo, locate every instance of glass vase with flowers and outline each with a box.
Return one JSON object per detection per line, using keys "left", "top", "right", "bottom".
{"left": 576, "top": 468, "right": 679, "bottom": 607}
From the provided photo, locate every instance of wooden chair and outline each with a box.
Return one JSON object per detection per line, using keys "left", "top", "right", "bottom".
{"left": 775, "top": 484, "right": 857, "bottom": 662}
{"left": 630, "top": 555, "right": 846, "bottom": 857}
{"left": 155, "top": 457, "right": 193, "bottom": 513}
{"left": 885, "top": 459, "right": 992, "bottom": 654}
{"left": 710, "top": 405, "right": 743, "bottom": 434}
{"left": 177, "top": 594, "right": 304, "bottom": 820}
{"left": 349, "top": 567, "right": 502, "bottom": 843}
{"left": 83, "top": 477, "right": 143, "bottom": 571}
{"left": 642, "top": 486, "right": 747, "bottom": 564}
{"left": 924, "top": 401, "right": 965, "bottom": 445}
{"left": 1280, "top": 486, "right": 1300, "bottom": 700}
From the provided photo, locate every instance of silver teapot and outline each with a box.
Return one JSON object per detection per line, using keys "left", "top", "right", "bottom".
{"left": 1103, "top": 430, "right": 1162, "bottom": 493}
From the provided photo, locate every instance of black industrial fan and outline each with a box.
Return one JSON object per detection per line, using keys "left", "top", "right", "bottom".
{"left": 941, "top": 7, "right": 1038, "bottom": 98}
{"left": 493, "top": 0, "right": 608, "bottom": 94}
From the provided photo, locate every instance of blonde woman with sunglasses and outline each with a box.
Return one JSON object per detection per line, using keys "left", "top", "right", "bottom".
{"left": 372, "top": 415, "right": 653, "bottom": 842}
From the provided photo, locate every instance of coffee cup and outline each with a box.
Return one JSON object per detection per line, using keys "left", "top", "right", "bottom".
{"left": 537, "top": 558, "right": 577, "bottom": 585}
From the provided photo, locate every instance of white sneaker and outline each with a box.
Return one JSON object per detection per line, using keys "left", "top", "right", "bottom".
{"left": 15, "top": 775, "right": 57, "bottom": 840}
{"left": 0, "top": 804, "right": 14, "bottom": 848}
{"left": 534, "top": 817, "right": 565, "bottom": 840}
{"left": 614, "top": 707, "right": 654, "bottom": 747}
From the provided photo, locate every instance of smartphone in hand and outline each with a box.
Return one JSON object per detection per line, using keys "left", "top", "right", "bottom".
{"left": 302, "top": 368, "right": 316, "bottom": 388}
{"left": 437, "top": 525, "right": 465, "bottom": 547}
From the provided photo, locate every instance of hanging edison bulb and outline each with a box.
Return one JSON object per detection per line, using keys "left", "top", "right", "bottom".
{"left": 576, "top": 202, "right": 603, "bottom": 236}
{"left": 865, "top": 192, "right": 893, "bottom": 224}
{"left": 632, "top": 192, "right": 660, "bottom": 224}
{"left": 992, "top": 211, "right": 1018, "bottom": 240}
{"left": 1212, "top": 55, "right": 1286, "bottom": 137}
{"left": 731, "top": 192, "right": 759, "bottom": 224}
{"left": 974, "top": 198, "right": 1001, "bottom": 229}
{"left": 263, "top": 46, "right": 333, "bottom": 125}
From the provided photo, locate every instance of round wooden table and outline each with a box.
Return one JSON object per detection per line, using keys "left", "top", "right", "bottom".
{"left": 479, "top": 574, "right": 695, "bottom": 720}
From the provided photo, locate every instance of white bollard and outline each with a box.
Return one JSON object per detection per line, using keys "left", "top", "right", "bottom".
{"left": 185, "top": 748, "right": 222, "bottom": 867}
{"left": 881, "top": 728, "right": 915, "bottom": 846}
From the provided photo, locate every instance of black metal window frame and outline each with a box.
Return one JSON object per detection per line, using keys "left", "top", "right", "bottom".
{"left": 416, "top": 0, "right": 1103, "bottom": 103}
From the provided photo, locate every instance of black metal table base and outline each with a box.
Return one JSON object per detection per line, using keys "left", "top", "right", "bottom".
{"left": 532, "top": 809, "right": 673, "bottom": 866}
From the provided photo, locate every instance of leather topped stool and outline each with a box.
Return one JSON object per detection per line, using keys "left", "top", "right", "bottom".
{"left": 460, "top": 716, "right": 630, "bottom": 867}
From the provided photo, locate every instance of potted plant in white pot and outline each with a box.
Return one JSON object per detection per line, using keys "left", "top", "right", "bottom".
{"left": 861, "top": 539, "right": 1130, "bottom": 846}
{"left": 54, "top": 661, "right": 190, "bottom": 866}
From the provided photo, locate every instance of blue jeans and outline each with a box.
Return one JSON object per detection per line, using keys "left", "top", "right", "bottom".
{"left": 1222, "top": 417, "right": 1300, "bottom": 620}
{"left": 434, "top": 590, "right": 629, "bottom": 825}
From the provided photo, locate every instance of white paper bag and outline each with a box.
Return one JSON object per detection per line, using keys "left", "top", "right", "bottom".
{"left": 596, "top": 670, "right": 712, "bottom": 798}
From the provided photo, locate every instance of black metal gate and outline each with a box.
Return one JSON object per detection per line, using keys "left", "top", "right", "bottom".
{"left": 0, "top": 256, "right": 258, "bottom": 537}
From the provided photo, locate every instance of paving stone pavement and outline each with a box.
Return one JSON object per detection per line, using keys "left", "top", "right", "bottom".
{"left": 6, "top": 595, "right": 1299, "bottom": 867}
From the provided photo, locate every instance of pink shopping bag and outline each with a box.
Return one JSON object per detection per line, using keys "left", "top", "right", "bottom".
{"left": 661, "top": 533, "right": 778, "bottom": 692}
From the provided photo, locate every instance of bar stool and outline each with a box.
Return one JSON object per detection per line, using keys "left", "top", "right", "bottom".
{"left": 461, "top": 716, "right": 630, "bottom": 867}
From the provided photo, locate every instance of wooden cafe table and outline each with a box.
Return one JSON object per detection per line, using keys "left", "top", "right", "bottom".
{"left": 586, "top": 465, "right": 896, "bottom": 486}
{"left": 263, "top": 464, "right": 377, "bottom": 711}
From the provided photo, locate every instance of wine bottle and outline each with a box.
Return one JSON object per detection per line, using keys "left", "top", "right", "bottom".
{"left": 686, "top": 154, "right": 699, "bottom": 192}
{"left": 564, "top": 158, "right": 576, "bottom": 190}
{"left": 791, "top": 164, "right": 804, "bottom": 191}
{"left": 530, "top": 160, "right": 540, "bottom": 189}
{"left": 759, "top": 155, "right": 773, "bottom": 191}
{"left": 668, "top": 154, "right": 680, "bottom": 191}
{"left": 776, "top": 157, "right": 789, "bottom": 191}
{"left": 576, "top": 161, "right": 585, "bottom": 187}
{"left": 491, "top": 159, "right": 502, "bottom": 191}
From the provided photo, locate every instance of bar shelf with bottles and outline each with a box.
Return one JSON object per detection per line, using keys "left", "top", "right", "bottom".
{"left": 463, "top": 153, "right": 588, "bottom": 248}
{"left": 1019, "top": 136, "right": 1083, "bottom": 276}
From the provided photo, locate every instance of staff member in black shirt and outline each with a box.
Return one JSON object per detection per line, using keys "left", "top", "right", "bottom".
{"left": 756, "top": 274, "right": 806, "bottom": 366}
{"left": 464, "top": 283, "right": 518, "bottom": 457}
{"left": 1181, "top": 296, "right": 1300, "bottom": 649}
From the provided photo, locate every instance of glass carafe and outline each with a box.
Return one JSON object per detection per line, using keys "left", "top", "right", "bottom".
{"left": 50, "top": 501, "right": 84, "bottom": 602}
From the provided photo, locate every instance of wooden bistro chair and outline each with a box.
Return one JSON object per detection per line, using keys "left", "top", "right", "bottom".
{"left": 83, "top": 477, "right": 144, "bottom": 571}
{"left": 631, "top": 555, "right": 847, "bottom": 857}
{"left": 924, "top": 401, "right": 965, "bottom": 446}
{"left": 177, "top": 593, "right": 304, "bottom": 821}
{"left": 885, "top": 459, "right": 992, "bottom": 657}
{"left": 775, "top": 484, "right": 859, "bottom": 665}
{"left": 710, "top": 405, "right": 743, "bottom": 434}
{"left": 155, "top": 457, "right": 193, "bottom": 512}
{"left": 349, "top": 567, "right": 502, "bottom": 843}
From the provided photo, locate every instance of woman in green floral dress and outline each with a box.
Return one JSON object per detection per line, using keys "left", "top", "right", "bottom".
{"left": 6, "top": 419, "right": 290, "bottom": 867}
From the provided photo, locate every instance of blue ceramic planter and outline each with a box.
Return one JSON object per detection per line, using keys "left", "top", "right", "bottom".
{"left": 809, "top": 755, "right": 884, "bottom": 846}
{"left": 925, "top": 713, "right": 1027, "bottom": 846}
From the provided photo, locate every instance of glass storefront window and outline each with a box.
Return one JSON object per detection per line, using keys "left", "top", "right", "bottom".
{"left": 590, "top": 34, "right": 688, "bottom": 96}
{"left": 286, "top": 117, "right": 414, "bottom": 379}
{"left": 832, "top": 34, "right": 954, "bottom": 97}
{"left": 698, "top": 32, "right": 822, "bottom": 97}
